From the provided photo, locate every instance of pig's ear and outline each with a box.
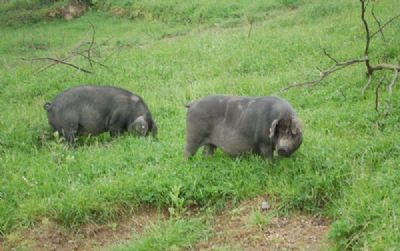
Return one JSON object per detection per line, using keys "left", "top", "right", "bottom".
{"left": 129, "top": 116, "right": 149, "bottom": 136}
{"left": 269, "top": 119, "right": 279, "bottom": 139}
{"left": 290, "top": 117, "right": 303, "bottom": 135}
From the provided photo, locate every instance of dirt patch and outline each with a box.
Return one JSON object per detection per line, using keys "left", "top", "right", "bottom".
{"left": 196, "top": 196, "right": 330, "bottom": 251}
{"left": 1, "top": 207, "right": 165, "bottom": 251}
{"left": 1, "top": 198, "right": 330, "bottom": 251}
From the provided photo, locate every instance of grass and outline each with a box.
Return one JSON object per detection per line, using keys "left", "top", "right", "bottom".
{"left": 112, "top": 218, "right": 208, "bottom": 251}
{"left": 1, "top": 0, "right": 400, "bottom": 250}
{"left": 0, "top": 0, "right": 68, "bottom": 26}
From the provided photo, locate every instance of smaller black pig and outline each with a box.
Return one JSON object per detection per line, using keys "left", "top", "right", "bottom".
{"left": 44, "top": 85, "right": 157, "bottom": 146}
{"left": 184, "top": 95, "right": 302, "bottom": 159}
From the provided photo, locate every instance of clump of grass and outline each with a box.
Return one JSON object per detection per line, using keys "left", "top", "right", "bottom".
{"left": 112, "top": 218, "right": 208, "bottom": 251}
{"left": 249, "top": 210, "right": 275, "bottom": 229}
{"left": 329, "top": 166, "right": 400, "bottom": 250}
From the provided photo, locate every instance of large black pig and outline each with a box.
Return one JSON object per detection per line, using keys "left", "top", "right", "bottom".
{"left": 44, "top": 85, "right": 157, "bottom": 146}
{"left": 184, "top": 95, "right": 302, "bottom": 158}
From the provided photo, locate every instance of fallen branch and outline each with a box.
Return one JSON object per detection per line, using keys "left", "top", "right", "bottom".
{"left": 362, "top": 73, "right": 373, "bottom": 94}
{"left": 21, "top": 57, "right": 93, "bottom": 73}
{"left": 370, "top": 12, "right": 400, "bottom": 39}
{"left": 282, "top": 0, "right": 400, "bottom": 96}
{"left": 35, "top": 54, "right": 76, "bottom": 74}
{"left": 388, "top": 69, "right": 398, "bottom": 93}
{"left": 282, "top": 57, "right": 367, "bottom": 91}
{"left": 371, "top": 6, "right": 386, "bottom": 41}
{"left": 23, "top": 24, "right": 112, "bottom": 75}
{"left": 74, "top": 51, "right": 114, "bottom": 71}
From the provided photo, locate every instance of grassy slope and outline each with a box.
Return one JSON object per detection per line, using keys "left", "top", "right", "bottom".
{"left": 1, "top": 0, "right": 400, "bottom": 249}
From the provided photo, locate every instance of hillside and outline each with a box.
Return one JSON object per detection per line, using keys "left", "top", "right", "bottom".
{"left": 1, "top": 0, "right": 400, "bottom": 250}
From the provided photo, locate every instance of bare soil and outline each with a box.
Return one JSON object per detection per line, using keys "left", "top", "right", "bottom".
{"left": 0, "top": 197, "right": 330, "bottom": 251}
{"left": 196, "top": 196, "right": 330, "bottom": 251}
{"left": 1, "top": 206, "right": 165, "bottom": 251}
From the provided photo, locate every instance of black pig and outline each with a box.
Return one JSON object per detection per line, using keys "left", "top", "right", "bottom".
{"left": 44, "top": 85, "right": 157, "bottom": 146}
{"left": 184, "top": 95, "right": 302, "bottom": 158}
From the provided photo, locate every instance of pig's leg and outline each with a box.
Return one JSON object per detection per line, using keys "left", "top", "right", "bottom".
{"left": 184, "top": 141, "right": 201, "bottom": 159}
{"left": 60, "top": 113, "right": 79, "bottom": 147}
{"left": 64, "top": 130, "right": 76, "bottom": 146}
{"left": 203, "top": 144, "right": 216, "bottom": 157}
{"left": 109, "top": 111, "right": 124, "bottom": 137}
{"left": 259, "top": 144, "right": 274, "bottom": 159}
{"left": 110, "top": 128, "right": 122, "bottom": 137}
{"left": 184, "top": 131, "right": 205, "bottom": 158}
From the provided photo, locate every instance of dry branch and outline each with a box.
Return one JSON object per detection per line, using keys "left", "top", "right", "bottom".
{"left": 283, "top": 0, "right": 400, "bottom": 96}
{"left": 21, "top": 57, "right": 93, "bottom": 73}
{"left": 370, "top": 12, "right": 400, "bottom": 39}
{"left": 388, "top": 69, "right": 398, "bottom": 93}
{"left": 22, "top": 24, "right": 111, "bottom": 75}
{"left": 323, "top": 48, "right": 338, "bottom": 64}
{"left": 371, "top": 6, "right": 386, "bottom": 41}
{"left": 282, "top": 57, "right": 367, "bottom": 91}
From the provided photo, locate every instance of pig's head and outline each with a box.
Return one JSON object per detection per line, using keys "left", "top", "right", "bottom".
{"left": 269, "top": 116, "right": 303, "bottom": 157}
{"left": 128, "top": 115, "right": 158, "bottom": 137}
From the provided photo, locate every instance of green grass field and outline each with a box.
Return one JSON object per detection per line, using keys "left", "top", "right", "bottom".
{"left": 1, "top": 0, "right": 400, "bottom": 249}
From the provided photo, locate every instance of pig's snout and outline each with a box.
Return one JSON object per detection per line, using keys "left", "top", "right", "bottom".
{"left": 277, "top": 147, "right": 290, "bottom": 156}
{"left": 276, "top": 137, "right": 294, "bottom": 157}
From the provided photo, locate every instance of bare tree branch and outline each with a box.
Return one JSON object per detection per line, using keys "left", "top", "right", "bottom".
{"left": 364, "top": 0, "right": 370, "bottom": 9}
{"left": 371, "top": 6, "right": 386, "bottom": 41}
{"left": 371, "top": 63, "right": 400, "bottom": 72}
{"left": 283, "top": 0, "right": 400, "bottom": 96}
{"left": 35, "top": 54, "right": 75, "bottom": 74}
{"left": 388, "top": 69, "right": 399, "bottom": 94}
{"left": 362, "top": 74, "right": 373, "bottom": 95}
{"left": 74, "top": 51, "right": 114, "bottom": 71}
{"left": 375, "top": 76, "right": 386, "bottom": 112}
{"left": 21, "top": 57, "right": 93, "bottom": 73}
{"left": 370, "top": 12, "right": 400, "bottom": 39}
{"left": 360, "top": 0, "right": 373, "bottom": 76}
{"left": 323, "top": 48, "right": 338, "bottom": 64}
{"left": 282, "top": 57, "right": 367, "bottom": 91}
{"left": 24, "top": 24, "right": 114, "bottom": 75}
{"left": 34, "top": 39, "right": 88, "bottom": 74}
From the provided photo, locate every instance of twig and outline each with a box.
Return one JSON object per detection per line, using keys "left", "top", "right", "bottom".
{"left": 364, "top": 0, "right": 370, "bottom": 9}
{"left": 28, "top": 25, "right": 113, "bottom": 75}
{"left": 371, "top": 63, "right": 400, "bottom": 72}
{"left": 371, "top": 6, "right": 386, "bottom": 41}
{"left": 387, "top": 69, "right": 399, "bottom": 94}
{"left": 74, "top": 51, "right": 114, "bottom": 71}
{"left": 35, "top": 54, "right": 76, "bottom": 74}
{"left": 375, "top": 76, "right": 386, "bottom": 112}
{"left": 370, "top": 12, "right": 400, "bottom": 39}
{"left": 323, "top": 48, "right": 338, "bottom": 63}
{"left": 360, "top": 0, "right": 373, "bottom": 75}
{"left": 21, "top": 57, "right": 93, "bottom": 73}
{"left": 283, "top": 0, "right": 400, "bottom": 95}
{"left": 362, "top": 74, "right": 373, "bottom": 95}
{"left": 282, "top": 57, "right": 367, "bottom": 91}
